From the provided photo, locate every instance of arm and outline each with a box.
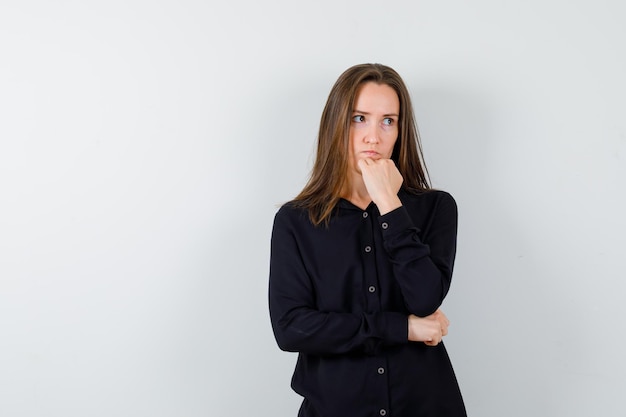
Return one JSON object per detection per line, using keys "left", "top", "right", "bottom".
{"left": 268, "top": 207, "right": 408, "bottom": 356}
{"left": 410, "top": 309, "right": 450, "bottom": 346}
{"left": 379, "top": 193, "right": 458, "bottom": 316}
{"left": 358, "top": 158, "right": 458, "bottom": 317}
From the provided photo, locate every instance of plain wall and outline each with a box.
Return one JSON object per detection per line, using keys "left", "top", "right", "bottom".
{"left": 1, "top": 0, "right": 625, "bottom": 416}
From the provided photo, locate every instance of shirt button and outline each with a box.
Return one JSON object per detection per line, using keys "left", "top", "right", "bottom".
{"left": 379, "top": 409, "right": 387, "bottom": 416}
{"left": 364, "top": 245, "right": 372, "bottom": 253}
{"left": 368, "top": 286, "right": 376, "bottom": 293}
{"left": 363, "top": 212, "right": 369, "bottom": 218}
{"left": 381, "top": 222, "right": 388, "bottom": 229}
{"left": 377, "top": 367, "right": 385, "bottom": 374}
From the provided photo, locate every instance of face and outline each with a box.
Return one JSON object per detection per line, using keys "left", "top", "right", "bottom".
{"left": 348, "top": 82, "right": 400, "bottom": 174}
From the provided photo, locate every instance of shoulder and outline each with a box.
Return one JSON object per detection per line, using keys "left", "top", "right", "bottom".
{"left": 273, "top": 201, "right": 312, "bottom": 228}
{"left": 399, "top": 189, "right": 458, "bottom": 228}
{"left": 400, "top": 189, "right": 457, "bottom": 211}
{"left": 276, "top": 200, "right": 307, "bottom": 216}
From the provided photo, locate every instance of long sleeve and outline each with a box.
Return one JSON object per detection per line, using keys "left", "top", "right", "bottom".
{"left": 268, "top": 205, "right": 407, "bottom": 356}
{"left": 379, "top": 191, "right": 458, "bottom": 317}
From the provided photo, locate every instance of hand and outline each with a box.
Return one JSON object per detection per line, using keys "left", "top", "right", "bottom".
{"left": 429, "top": 308, "right": 450, "bottom": 337}
{"left": 408, "top": 309, "right": 450, "bottom": 346}
{"left": 357, "top": 158, "right": 403, "bottom": 215}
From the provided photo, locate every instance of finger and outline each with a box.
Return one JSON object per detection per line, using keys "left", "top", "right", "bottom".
{"left": 436, "top": 311, "right": 450, "bottom": 328}
{"left": 436, "top": 309, "right": 449, "bottom": 322}
{"left": 436, "top": 318, "right": 448, "bottom": 330}
{"left": 424, "top": 337, "right": 441, "bottom": 347}
{"left": 431, "top": 328, "right": 443, "bottom": 343}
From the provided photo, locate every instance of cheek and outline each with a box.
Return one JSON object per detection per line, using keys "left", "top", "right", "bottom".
{"left": 384, "top": 132, "right": 398, "bottom": 157}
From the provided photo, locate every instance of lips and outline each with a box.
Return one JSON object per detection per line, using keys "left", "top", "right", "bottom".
{"left": 361, "top": 150, "right": 380, "bottom": 158}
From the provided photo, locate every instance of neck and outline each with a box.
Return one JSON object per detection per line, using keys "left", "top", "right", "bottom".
{"left": 342, "top": 171, "right": 371, "bottom": 210}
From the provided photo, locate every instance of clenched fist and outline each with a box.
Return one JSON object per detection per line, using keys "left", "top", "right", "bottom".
{"left": 357, "top": 158, "right": 403, "bottom": 215}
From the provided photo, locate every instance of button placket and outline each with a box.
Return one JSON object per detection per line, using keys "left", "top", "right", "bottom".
{"left": 361, "top": 206, "right": 380, "bottom": 310}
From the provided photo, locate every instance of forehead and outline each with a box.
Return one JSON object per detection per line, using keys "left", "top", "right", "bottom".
{"left": 353, "top": 82, "right": 400, "bottom": 112}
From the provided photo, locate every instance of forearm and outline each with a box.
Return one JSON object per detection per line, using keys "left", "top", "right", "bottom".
{"left": 379, "top": 201, "right": 457, "bottom": 316}
{"left": 391, "top": 256, "right": 448, "bottom": 316}
{"left": 375, "top": 194, "right": 402, "bottom": 216}
{"left": 269, "top": 303, "right": 407, "bottom": 355}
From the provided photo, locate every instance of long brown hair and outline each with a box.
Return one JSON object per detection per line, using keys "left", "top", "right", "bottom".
{"left": 294, "top": 63, "right": 431, "bottom": 226}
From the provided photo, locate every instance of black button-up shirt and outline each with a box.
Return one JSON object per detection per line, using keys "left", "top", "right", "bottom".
{"left": 269, "top": 190, "right": 466, "bottom": 417}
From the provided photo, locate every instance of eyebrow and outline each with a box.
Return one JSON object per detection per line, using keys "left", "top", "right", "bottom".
{"left": 352, "top": 109, "right": 399, "bottom": 117}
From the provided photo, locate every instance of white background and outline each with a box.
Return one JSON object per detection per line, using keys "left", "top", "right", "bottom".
{"left": 1, "top": 1, "right": 625, "bottom": 416}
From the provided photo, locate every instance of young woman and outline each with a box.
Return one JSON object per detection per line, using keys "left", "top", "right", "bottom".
{"left": 269, "top": 63, "right": 466, "bottom": 417}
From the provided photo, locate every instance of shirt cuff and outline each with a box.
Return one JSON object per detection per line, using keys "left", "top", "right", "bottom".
{"left": 383, "top": 312, "right": 409, "bottom": 345}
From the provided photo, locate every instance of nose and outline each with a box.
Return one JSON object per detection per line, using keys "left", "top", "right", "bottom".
{"left": 365, "top": 125, "right": 379, "bottom": 144}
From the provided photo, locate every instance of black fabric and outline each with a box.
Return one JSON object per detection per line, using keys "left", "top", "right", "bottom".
{"left": 269, "top": 189, "right": 466, "bottom": 417}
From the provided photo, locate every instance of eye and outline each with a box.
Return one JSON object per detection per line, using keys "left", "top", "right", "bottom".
{"left": 352, "top": 115, "right": 365, "bottom": 123}
{"left": 382, "top": 117, "right": 395, "bottom": 126}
